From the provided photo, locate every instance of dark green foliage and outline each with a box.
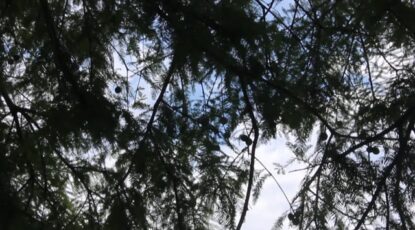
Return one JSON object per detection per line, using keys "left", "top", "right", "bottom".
{"left": 1, "top": 0, "right": 415, "bottom": 229}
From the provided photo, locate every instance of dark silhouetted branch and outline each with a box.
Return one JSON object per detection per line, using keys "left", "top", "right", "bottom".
{"left": 235, "top": 76, "right": 259, "bottom": 230}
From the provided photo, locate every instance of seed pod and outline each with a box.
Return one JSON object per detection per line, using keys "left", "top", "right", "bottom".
{"left": 292, "top": 217, "right": 299, "bottom": 226}
{"left": 219, "top": 116, "right": 228, "bottom": 125}
{"left": 320, "top": 132, "right": 328, "bottom": 141}
{"left": 287, "top": 213, "right": 294, "bottom": 220}
{"left": 198, "top": 116, "right": 209, "bottom": 127}
{"left": 372, "top": 147, "right": 380, "bottom": 154}
{"left": 13, "top": 54, "right": 20, "bottom": 61}
{"left": 239, "top": 134, "right": 252, "bottom": 145}
{"left": 115, "top": 86, "right": 122, "bottom": 94}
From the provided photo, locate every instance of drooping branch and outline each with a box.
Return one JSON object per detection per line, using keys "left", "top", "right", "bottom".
{"left": 394, "top": 160, "right": 407, "bottom": 230}
{"left": 39, "top": 0, "right": 80, "bottom": 90}
{"left": 385, "top": 184, "right": 390, "bottom": 230}
{"left": 359, "top": 34, "right": 376, "bottom": 101}
{"left": 292, "top": 134, "right": 333, "bottom": 208}
{"left": 118, "top": 53, "right": 177, "bottom": 186}
{"left": 353, "top": 118, "right": 414, "bottom": 230}
{"left": 353, "top": 157, "right": 397, "bottom": 230}
{"left": 340, "top": 105, "right": 415, "bottom": 157}
{"left": 235, "top": 76, "right": 259, "bottom": 230}
{"left": 0, "top": 85, "right": 22, "bottom": 139}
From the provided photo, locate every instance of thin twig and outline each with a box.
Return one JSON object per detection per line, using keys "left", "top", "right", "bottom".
{"left": 254, "top": 156, "right": 293, "bottom": 211}
{"left": 359, "top": 34, "right": 377, "bottom": 101}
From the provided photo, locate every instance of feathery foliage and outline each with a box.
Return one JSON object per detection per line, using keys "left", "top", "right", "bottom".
{"left": 1, "top": 0, "right": 415, "bottom": 229}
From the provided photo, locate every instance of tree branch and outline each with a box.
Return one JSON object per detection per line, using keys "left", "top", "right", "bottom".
{"left": 235, "top": 76, "right": 259, "bottom": 230}
{"left": 353, "top": 118, "right": 414, "bottom": 230}
{"left": 118, "top": 53, "right": 177, "bottom": 186}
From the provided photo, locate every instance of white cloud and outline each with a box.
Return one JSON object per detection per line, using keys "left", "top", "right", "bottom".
{"left": 242, "top": 138, "right": 307, "bottom": 230}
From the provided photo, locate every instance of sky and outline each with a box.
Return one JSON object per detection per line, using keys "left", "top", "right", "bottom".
{"left": 242, "top": 137, "right": 307, "bottom": 230}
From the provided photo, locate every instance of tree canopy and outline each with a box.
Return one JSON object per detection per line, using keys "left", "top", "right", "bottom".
{"left": 1, "top": 0, "right": 415, "bottom": 229}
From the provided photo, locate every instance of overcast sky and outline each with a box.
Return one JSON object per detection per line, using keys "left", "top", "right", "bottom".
{"left": 242, "top": 137, "right": 308, "bottom": 230}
